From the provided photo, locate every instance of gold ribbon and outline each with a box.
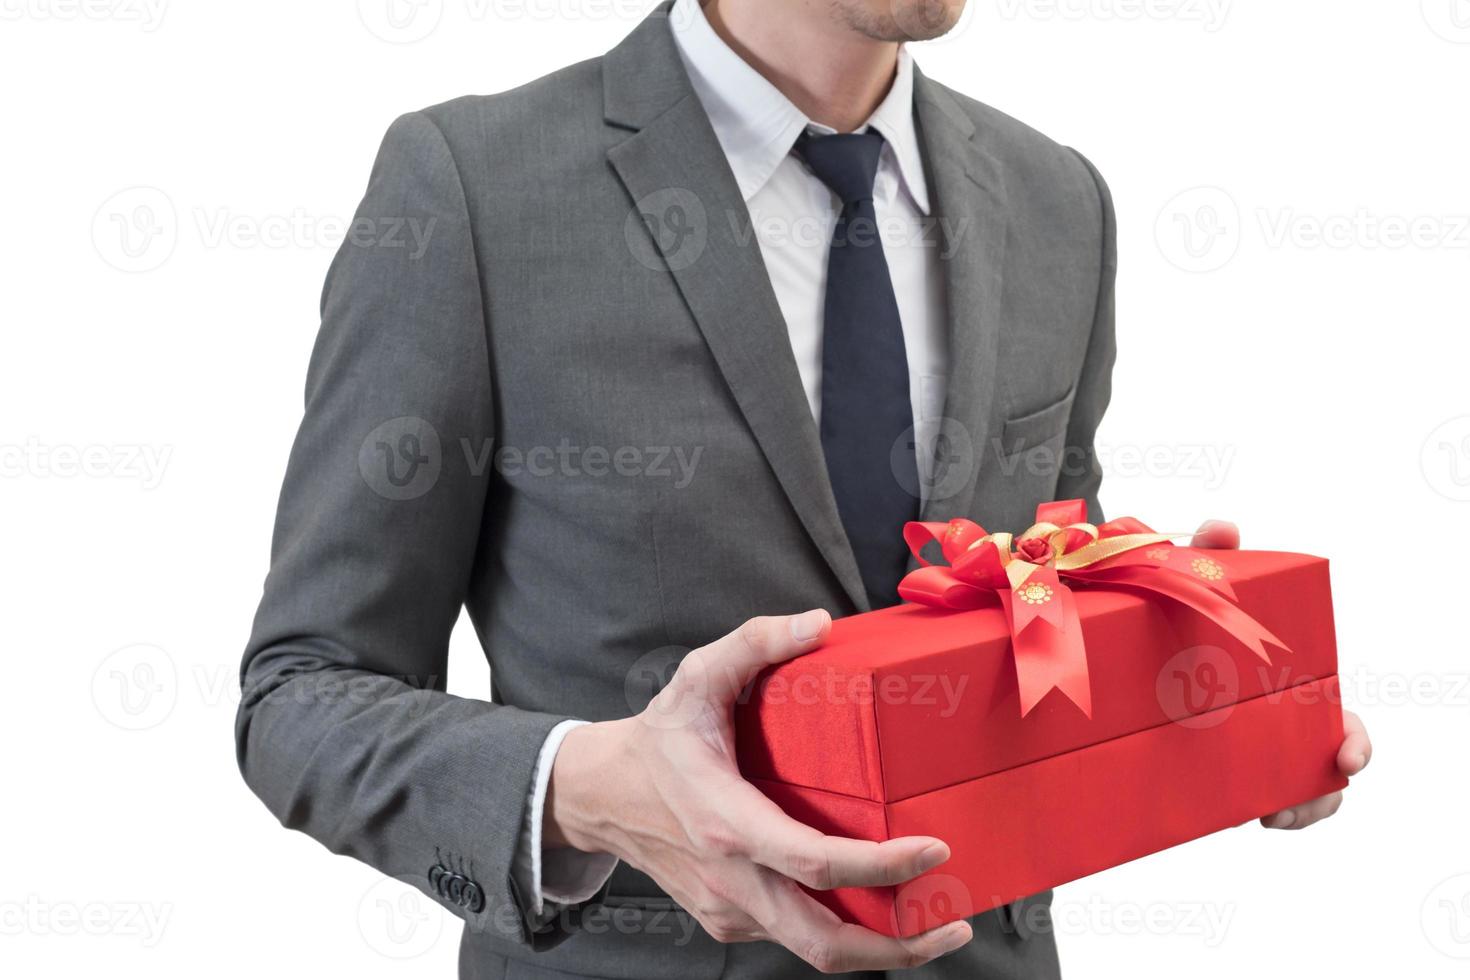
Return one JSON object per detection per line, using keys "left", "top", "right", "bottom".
{"left": 969, "top": 523, "right": 1177, "bottom": 588}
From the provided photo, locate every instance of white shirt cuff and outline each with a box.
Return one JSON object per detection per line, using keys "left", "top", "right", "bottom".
{"left": 513, "top": 719, "right": 619, "bottom": 920}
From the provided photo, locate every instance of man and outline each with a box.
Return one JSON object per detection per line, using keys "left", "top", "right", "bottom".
{"left": 235, "top": 0, "right": 1370, "bottom": 976}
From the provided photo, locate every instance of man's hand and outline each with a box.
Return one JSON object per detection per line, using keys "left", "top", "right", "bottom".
{"left": 545, "top": 610, "right": 972, "bottom": 972}
{"left": 1190, "top": 520, "right": 1373, "bottom": 830}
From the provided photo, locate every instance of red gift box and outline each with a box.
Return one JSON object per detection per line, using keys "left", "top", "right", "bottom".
{"left": 734, "top": 502, "right": 1347, "bottom": 938}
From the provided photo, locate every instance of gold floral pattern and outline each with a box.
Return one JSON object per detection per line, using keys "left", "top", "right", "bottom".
{"left": 1191, "top": 557, "right": 1225, "bottom": 581}
{"left": 1017, "top": 581, "right": 1054, "bottom": 605}
{"left": 1146, "top": 548, "right": 1172, "bottom": 561}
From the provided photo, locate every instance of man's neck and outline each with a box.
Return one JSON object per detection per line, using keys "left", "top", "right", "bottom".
{"left": 701, "top": 0, "right": 900, "bottom": 133}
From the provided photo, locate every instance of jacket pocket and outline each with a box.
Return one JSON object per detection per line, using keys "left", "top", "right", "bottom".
{"left": 998, "top": 387, "right": 1076, "bottom": 457}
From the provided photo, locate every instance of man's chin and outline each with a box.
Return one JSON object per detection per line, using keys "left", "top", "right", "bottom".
{"left": 850, "top": 0, "right": 965, "bottom": 43}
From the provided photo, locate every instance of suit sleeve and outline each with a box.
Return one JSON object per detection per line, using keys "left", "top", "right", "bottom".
{"left": 1056, "top": 149, "right": 1118, "bottom": 519}
{"left": 235, "top": 111, "right": 588, "bottom": 950}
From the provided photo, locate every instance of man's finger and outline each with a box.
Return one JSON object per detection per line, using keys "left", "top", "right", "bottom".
{"left": 676, "top": 611, "right": 831, "bottom": 704}
{"left": 726, "top": 781, "right": 949, "bottom": 889}
{"left": 1262, "top": 791, "right": 1343, "bottom": 830}
{"left": 1338, "top": 710, "right": 1371, "bottom": 776}
{"left": 1260, "top": 712, "right": 1367, "bottom": 829}
{"left": 1190, "top": 519, "right": 1240, "bottom": 550}
{"left": 754, "top": 875, "right": 972, "bottom": 974}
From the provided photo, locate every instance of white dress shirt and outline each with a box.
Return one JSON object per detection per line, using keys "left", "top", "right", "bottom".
{"left": 512, "top": 0, "right": 949, "bottom": 917}
{"left": 673, "top": 0, "right": 948, "bottom": 453}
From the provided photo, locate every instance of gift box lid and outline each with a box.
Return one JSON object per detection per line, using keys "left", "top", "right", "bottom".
{"left": 735, "top": 550, "right": 1337, "bottom": 804}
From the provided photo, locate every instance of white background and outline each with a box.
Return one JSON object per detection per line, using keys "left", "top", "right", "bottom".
{"left": 2, "top": 1, "right": 1467, "bottom": 977}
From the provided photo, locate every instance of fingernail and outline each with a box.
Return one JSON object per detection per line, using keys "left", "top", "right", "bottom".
{"left": 1270, "top": 810, "right": 1297, "bottom": 829}
{"left": 919, "top": 842, "right": 950, "bottom": 870}
{"left": 790, "top": 609, "right": 827, "bottom": 642}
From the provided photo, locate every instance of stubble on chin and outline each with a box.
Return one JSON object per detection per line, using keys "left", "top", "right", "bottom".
{"left": 832, "top": 0, "right": 963, "bottom": 42}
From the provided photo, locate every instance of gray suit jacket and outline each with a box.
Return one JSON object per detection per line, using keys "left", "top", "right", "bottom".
{"left": 236, "top": 5, "right": 1115, "bottom": 978}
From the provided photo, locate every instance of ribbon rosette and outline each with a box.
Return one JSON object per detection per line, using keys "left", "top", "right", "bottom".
{"left": 898, "top": 499, "right": 1289, "bottom": 718}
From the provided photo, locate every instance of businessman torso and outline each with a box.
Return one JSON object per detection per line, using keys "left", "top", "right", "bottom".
{"left": 239, "top": 5, "right": 1114, "bottom": 978}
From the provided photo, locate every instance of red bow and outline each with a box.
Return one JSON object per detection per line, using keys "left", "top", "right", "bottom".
{"left": 898, "top": 500, "right": 1289, "bottom": 718}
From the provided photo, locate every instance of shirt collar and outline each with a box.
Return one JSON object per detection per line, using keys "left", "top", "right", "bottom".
{"left": 669, "top": 0, "right": 930, "bottom": 214}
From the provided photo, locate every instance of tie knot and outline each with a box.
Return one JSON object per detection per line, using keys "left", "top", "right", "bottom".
{"left": 795, "top": 130, "right": 885, "bottom": 206}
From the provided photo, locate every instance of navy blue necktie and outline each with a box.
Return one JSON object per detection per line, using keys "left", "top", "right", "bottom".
{"left": 796, "top": 130, "right": 919, "bottom": 608}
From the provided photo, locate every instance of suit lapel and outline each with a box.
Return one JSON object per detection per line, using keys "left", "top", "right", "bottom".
{"left": 602, "top": 8, "right": 870, "bottom": 611}
{"left": 913, "top": 71, "right": 1011, "bottom": 527}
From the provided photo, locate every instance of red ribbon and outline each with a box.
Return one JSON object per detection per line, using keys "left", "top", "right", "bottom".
{"left": 898, "top": 500, "right": 1289, "bottom": 718}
